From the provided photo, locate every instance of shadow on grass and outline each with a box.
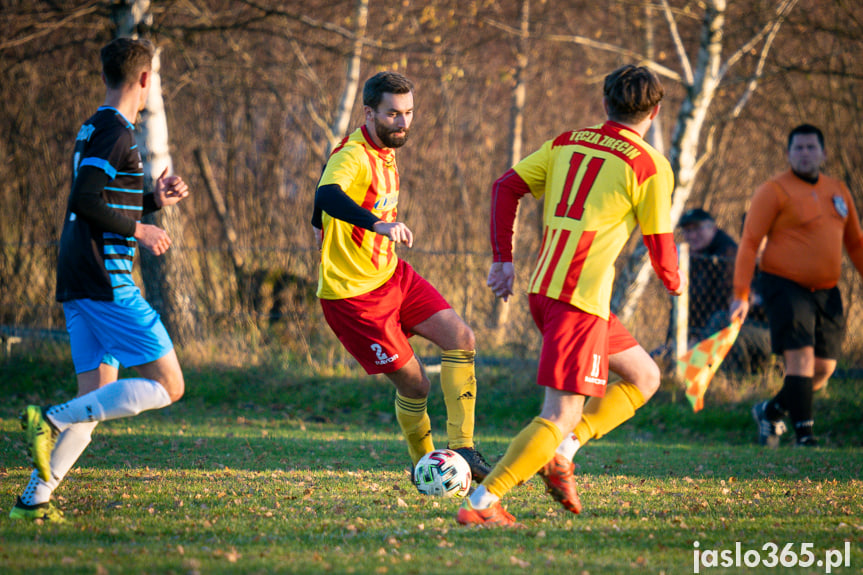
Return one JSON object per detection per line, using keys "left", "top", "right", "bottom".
{"left": 2, "top": 351, "right": 860, "bottom": 470}
{"left": 3, "top": 404, "right": 860, "bottom": 486}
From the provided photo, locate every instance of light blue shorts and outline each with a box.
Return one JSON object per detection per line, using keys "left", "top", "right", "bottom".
{"left": 63, "top": 289, "right": 174, "bottom": 374}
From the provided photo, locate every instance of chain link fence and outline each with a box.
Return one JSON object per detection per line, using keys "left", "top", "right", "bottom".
{"left": 3, "top": 242, "right": 863, "bottom": 377}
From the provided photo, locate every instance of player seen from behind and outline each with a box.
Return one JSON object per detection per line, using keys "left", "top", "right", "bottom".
{"left": 458, "top": 64, "right": 683, "bottom": 527}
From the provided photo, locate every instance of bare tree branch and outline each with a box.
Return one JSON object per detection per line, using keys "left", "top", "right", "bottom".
{"left": 0, "top": 2, "right": 101, "bottom": 51}
{"left": 236, "top": 0, "right": 397, "bottom": 50}
{"left": 327, "top": 0, "right": 368, "bottom": 155}
{"left": 719, "top": 0, "right": 797, "bottom": 80}
{"left": 288, "top": 39, "right": 334, "bottom": 147}
{"left": 726, "top": 0, "right": 794, "bottom": 119}
{"left": 539, "top": 32, "right": 683, "bottom": 84}
{"left": 658, "top": 0, "right": 693, "bottom": 85}
{"left": 483, "top": 14, "right": 683, "bottom": 83}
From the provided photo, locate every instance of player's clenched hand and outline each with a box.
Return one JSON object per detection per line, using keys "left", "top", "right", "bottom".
{"left": 373, "top": 221, "right": 414, "bottom": 248}
{"left": 487, "top": 261, "right": 515, "bottom": 302}
{"left": 135, "top": 222, "right": 172, "bottom": 256}
{"left": 667, "top": 268, "right": 687, "bottom": 296}
{"left": 154, "top": 167, "right": 189, "bottom": 208}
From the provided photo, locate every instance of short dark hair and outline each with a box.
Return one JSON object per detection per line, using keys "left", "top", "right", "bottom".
{"left": 100, "top": 37, "right": 154, "bottom": 89}
{"left": 678, "top": 208, "right": 714, "bottom": 228}
{"left": 788, "top": 124, "right": 824, "bottom": 150}
{"left": 603, "top": 64, "right": 664, "bottom": 124}
{"left": 363, "top": 71, "right": 413, "bottom": 111}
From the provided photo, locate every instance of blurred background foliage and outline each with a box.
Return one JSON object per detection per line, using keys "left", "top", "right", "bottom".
{"left": 1, "top": 0, "right": 862, "bottom": 375}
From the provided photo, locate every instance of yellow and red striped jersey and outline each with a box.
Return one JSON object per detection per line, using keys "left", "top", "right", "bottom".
{"left": 502, "top": 121, "right": 679, "bottom": 319}
{"left": 317, "top": 126, "right": 400, "bottom": 299}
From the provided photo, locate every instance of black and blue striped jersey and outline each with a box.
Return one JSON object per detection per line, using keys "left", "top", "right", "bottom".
{"left": 56, "top": 106, "right": 159, "bottom": 302}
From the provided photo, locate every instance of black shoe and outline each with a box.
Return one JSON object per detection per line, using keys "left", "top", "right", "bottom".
{"left": 795, "top": 436, "right": 819, "bottom": 448}
{"left": 450, "top": 446, "right": 491, "bottom": 482}
{"left": 752, "top": 401, "right": 786, "bottom": 448}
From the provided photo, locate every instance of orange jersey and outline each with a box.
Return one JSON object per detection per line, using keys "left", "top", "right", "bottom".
{"left": 502, "top": 121, "right": 679, "bottom": 319}
{"left": 734, "top": 170, "right": 863, "bottom": 297}
{"left": 317, "top": 126, "right": 399, "bottom": 299}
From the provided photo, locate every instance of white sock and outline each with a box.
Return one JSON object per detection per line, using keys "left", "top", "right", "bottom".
{"left": 556, "top": 433, "right": 581, "bottom": 460}
{"left": 20, "top": 471, "right": 49, "bottom": 506}
{"left": 46, "top": 378, "right": 171, "bottom": 432}
{"left": 468, "top": 485, "right": 500, "bottom": 510}
{"left": 20, "top": 421, "right": 99, "bottom": 506}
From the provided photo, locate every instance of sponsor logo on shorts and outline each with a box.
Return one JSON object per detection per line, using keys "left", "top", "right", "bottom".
{"left": 371, "top": 343, "right": 399, "bottom": 366}
{"left": 585, "top": 353, "right": 607, "bottom": 386}
{"left": 457, "top": 390, "right": 475, "bottom": 400}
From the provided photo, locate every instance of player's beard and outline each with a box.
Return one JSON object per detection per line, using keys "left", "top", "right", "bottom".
{"left": 376, "top": 121, "right": 409, "bottom": 149}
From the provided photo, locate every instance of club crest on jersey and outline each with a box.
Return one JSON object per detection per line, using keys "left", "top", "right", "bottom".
{"left": 833, "top": 195, "right": 848, "bottom": 218}
{"left": 370, "top": 343, "right": 399, "bottom": 366}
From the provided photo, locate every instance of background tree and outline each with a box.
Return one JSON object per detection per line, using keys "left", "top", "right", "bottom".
{"left": 1, "top": 0, "right": 862, "bottom": 365}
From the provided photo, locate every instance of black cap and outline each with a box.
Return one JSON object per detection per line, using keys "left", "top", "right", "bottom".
{"left": 678, "top": 208, "right": 714, "bottom": 227}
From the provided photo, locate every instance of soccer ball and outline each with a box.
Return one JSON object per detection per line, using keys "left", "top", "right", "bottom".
{"left": 413, "top": 449, "right": 472, "bottom": 497}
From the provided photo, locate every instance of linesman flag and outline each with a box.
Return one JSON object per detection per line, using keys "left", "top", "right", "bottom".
{"left": 676, "top": 319, "right": 743, "bottom": 412}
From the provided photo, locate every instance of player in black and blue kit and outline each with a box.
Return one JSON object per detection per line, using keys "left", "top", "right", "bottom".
{"left": 12, "top": 38, "right": 190, "bottom": 522}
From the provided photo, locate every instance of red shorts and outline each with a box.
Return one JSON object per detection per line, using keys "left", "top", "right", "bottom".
{"left": 320, "top": 260, "right": 451, "bottom": 374}
{"left": 529, "top": 293, "right": 638, "bottom": 397}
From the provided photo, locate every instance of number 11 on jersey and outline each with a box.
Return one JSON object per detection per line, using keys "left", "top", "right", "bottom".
{"left": 553, "top": 152, "right": 605, "bottom": 221}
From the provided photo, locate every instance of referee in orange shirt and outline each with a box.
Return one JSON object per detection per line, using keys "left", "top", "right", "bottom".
{"left": 731, "top": 124, "right": 863, "bottom": 448}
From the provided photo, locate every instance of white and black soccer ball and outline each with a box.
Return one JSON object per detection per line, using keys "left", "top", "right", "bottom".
{"left": 413, "top": 449, "right": 472, "bottom": 497}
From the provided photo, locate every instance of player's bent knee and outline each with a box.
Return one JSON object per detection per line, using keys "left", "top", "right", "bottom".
{"left": 457, "top": 327, "right": 476, "bottom": 351}
{"left": 386, "top": 365, "right": 430, "bottom": 399}
{"left": 167, "top": 385, "right": 184, "bottom": 403}
{"left": 635, "top": 361, "right": 661, "bottom": 395}
{"left": 448, "top": 321, "right": 475, "bottom": 351}
{"left": 164, "top": 376, "right": 185, "bottom": 403}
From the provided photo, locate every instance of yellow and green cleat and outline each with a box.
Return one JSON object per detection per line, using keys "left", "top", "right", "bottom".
{"left": 20, "top": 405, "right": 58, "bottom": 482}
{"left": 9, "top": 497, "right": 65, "bottom": 523}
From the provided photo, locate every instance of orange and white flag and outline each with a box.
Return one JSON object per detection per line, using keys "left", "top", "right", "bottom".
{"left": 676, "top": 319, "right": 743, "bottom": 412}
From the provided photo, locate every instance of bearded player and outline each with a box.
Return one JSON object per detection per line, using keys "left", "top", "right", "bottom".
{"left": 311, "top": 71, "right": 490, "bottom": 484}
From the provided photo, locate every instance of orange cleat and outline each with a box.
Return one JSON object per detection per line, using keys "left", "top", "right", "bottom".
{"left": 537, "top": 453, "right": 582, "bottom": 514}
{"left": 456, "top": 499, "right": 521, "bottom": 527}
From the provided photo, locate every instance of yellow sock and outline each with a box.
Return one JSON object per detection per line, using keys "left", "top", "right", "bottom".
{"left": 440, "top": 349, "right": 476, "bottom": 449}
{"left": 573, "top": 381, "right": 646, "bottom": 447}
{"left": 483, "top": 417, "right": 563, "bottom": 499}
{"left": 395, "top": 393, "right": 434, "bottom": 465}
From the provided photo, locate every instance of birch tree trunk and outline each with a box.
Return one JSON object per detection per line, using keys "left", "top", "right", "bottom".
{"left": 492, "top": 0, "right": 529, "bottom": 336}
{"left": 325, "top": 0, "right": 368, "bottom": 156}
{"left": 609, "top": 0, "right": 797, "bottom": 323}
{"left": 112, "top": 0, "right": 198, "bottom": 344}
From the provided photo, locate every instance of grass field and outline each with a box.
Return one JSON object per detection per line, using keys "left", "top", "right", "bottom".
{"left": 1, "top": 350, "right": 861, "bottom": 574}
